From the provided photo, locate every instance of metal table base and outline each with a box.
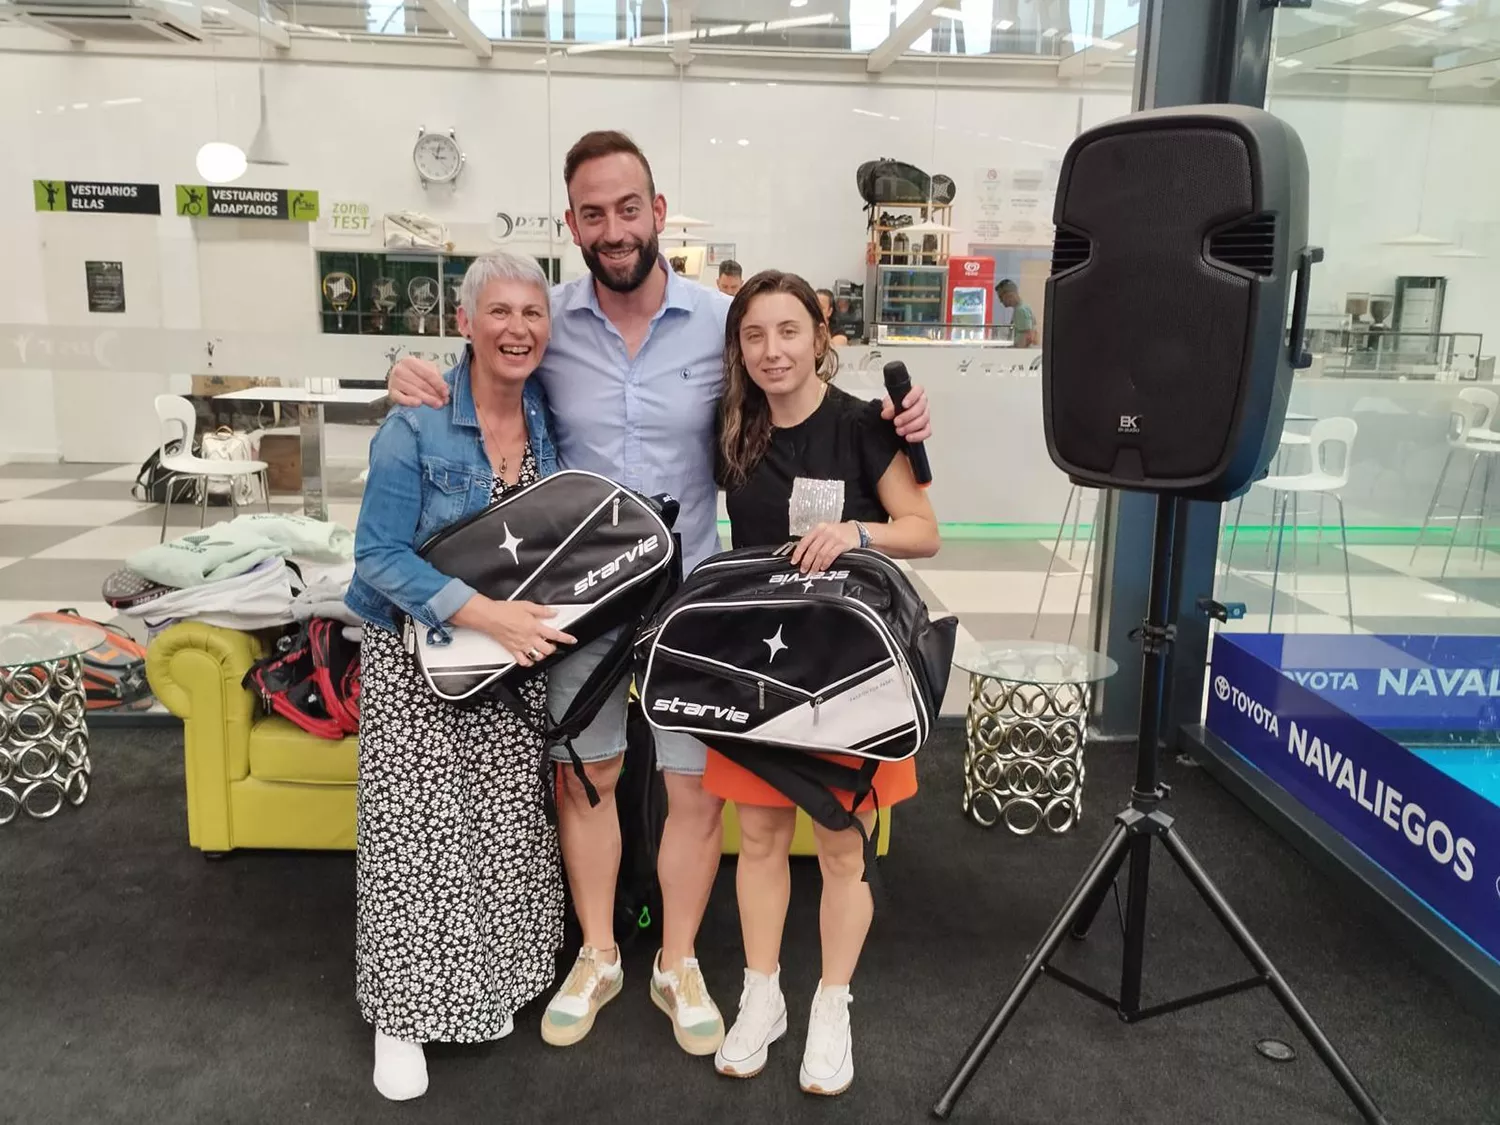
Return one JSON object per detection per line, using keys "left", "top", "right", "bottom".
{"left": 0, "top": 656, "right": 92, "bottom": 824}
{"left": 962, "top": 674, "right": 1091, "bottom": 835}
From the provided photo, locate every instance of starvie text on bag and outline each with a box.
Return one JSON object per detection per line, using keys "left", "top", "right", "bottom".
{"left": 652, "top": 696, "right": 750, "bottom": 724}
{"left": 573, "top": 535, "right": 661, "bottom": 596}
{"left": 1220, "top": 677, "right": 1477, "bottom": 881}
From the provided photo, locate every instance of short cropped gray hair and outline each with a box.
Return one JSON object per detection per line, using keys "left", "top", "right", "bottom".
{"left": 459, "top": 251, "right": 551, "bottom": 319}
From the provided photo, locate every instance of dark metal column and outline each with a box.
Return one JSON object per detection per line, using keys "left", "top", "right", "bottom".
{"left": 1093, "top": 0, "right": 1278, "bottom": 746}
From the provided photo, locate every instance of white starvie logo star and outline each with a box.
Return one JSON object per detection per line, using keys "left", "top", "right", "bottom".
{"left": 801, "top": 580, "right": 815, "bottom": 593}
{"left": 326, "top": 275, "right": 352, "bottom": 302}
{"left": 498, "top": 523, "right": 524, "bottom": 565}
{"left": 764, "top": 625, "right": 788, "bottom": 664}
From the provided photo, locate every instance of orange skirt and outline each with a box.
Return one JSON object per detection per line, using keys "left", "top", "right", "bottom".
{"left": 702, "top": 749, "right": 918, "bottom": 812}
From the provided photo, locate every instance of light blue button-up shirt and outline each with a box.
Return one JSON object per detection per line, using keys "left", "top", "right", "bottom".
{"left": 536, "top": 260, "right": 731, "bottom": 570}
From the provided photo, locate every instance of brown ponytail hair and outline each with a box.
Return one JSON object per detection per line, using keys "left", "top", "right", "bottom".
{"left": 717, "top": 270, "right": 839, "bottom": 490}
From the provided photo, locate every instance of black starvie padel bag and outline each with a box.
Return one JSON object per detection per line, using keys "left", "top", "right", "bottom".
{"left": 637, "top": 545, "right": 957, "bottom": 870}
{"left": 403, "top": 469, "right": 680, "bottom": 799}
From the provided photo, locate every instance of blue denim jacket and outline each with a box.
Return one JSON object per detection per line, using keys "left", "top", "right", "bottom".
{"left": 346, "top": 348, "right": 559, "bottom": 635}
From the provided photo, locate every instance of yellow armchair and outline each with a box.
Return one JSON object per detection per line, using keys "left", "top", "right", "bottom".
{"left": 147, "top": 621, "right": 888, "bottom": 857}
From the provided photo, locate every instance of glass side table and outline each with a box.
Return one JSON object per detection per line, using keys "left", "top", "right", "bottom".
{"left": 953, "top": 640, "right": 1118, "bottom": 836}
{"left": 0, "top": 619, "right": 107, "bottom": 825}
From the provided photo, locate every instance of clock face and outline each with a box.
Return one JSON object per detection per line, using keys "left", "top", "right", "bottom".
{"left": 414, "top": 132, "right": 462, "bottom": 183}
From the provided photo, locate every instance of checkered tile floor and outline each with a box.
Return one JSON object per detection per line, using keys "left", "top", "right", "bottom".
{"left": 3, "top": 461, "right": 1499, "bottom": 718}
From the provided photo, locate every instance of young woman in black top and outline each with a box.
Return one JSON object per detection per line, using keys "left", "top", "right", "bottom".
{"left": 706, "top": 270, "right": 939, "bottom": 1094}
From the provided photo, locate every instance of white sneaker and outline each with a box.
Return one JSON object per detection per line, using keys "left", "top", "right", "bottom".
{"left": 799, "top": 982, "right": 854, "bottom": 1096}
{"left": 650, "top": 951, "right": 726, "bottom": 1056}
{"left": 714, "top": 968, "right": 788, "bottom": 1078}
{"left": 541, "top": 946, "right": 623, "bottom": 1047}
{"left": 373, "top": 1030, "right": 428, "bottom": 1101}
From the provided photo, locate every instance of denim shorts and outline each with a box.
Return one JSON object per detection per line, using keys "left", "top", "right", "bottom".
{"left": 547, "top": 628, "right": 706, "bottom": 775}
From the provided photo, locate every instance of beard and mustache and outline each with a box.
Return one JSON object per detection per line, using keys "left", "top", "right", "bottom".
{"left": 581, "top": 231, "right": 660, "bottom": 294}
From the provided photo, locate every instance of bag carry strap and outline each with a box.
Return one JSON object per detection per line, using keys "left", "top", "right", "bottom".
{"left": 710, "top": 744, "right": 884, "bottom": 896}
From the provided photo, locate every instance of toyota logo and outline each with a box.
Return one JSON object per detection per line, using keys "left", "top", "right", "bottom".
{"left": 1214, "top": 675, "right": 1231, "bottom": 701}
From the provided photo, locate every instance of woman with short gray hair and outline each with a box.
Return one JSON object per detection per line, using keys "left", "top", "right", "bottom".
{"left": 345, "top": 251, "right": 569, "bottom": 1102}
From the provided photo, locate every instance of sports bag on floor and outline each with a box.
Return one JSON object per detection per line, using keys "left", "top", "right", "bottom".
{"left": 24, "top": 609, "right": 154, "bottom": 712}
{"left": 200, "top": 426, "right": 263, "bottom": 507}
{"left": 132, "top": 441, "right": 203, "bottom": 505}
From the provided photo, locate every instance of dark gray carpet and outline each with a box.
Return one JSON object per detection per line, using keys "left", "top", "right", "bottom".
{"left": 2, "top": 727, "right": 1494, "bottom": 1125}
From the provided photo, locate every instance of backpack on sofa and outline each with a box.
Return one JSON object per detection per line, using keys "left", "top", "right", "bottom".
{"left": 243, "top": 618, "right": 360, "bottom": 740}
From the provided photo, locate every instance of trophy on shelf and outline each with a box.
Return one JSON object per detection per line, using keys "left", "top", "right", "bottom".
{"left": 322, "top": 271, "right": 357, "bottom": 332}
{"left": 406, "top": 276, "right": 440, "bottom": 336}
{"left": 1345, "top": 291, "right": 1370, "bottom": 352}
{"left": 445, "top": 276, "right": 464, "bottom": 336}
{"left": 369, "top": 276, "right": 399, "bottom": 335}
{"left": 1368, "top": 293, "right": 1395, "bottom": 363}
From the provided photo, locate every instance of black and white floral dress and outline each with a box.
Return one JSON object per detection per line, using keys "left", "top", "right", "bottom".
{"left": 355, "top": 447, "right": 563, "bottom": 1043}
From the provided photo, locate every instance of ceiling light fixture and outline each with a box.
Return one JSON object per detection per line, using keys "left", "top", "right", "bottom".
{"left": 790, "top": 0, "right": 808, "bottom": 6}
{"left": 244, "top": 0, "right": 286, "bottom": 166}
{"left": 1383, "top": 102, "right": 1451, "bottom": 247}
{"left": 737, "top": 138, "right": 750, "bottom": 146}
{"left": 994, "top": 19, "right": 1014, "bottom": 30}
{"left": 1378, "top": 1, "right": 1429, "bottom": 15}
{"left": 1042, "top": 26, "right": 1059, "bottom": 38}
{"left": 931, "top": 6, "right": 965, "bottom": 18}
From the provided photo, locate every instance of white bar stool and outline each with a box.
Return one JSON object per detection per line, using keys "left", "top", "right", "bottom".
{"left": 1411, "top": 396, "right": 1500, "bottom": 577}
{"left": 1225, "top": 417, "right": 1358, "bottom": 632}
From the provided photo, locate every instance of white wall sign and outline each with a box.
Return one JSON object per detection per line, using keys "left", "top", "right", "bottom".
{"left": 326, "top": 201, "right": 373, "bottom": 236}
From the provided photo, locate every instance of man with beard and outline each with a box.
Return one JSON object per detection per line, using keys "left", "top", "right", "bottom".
{"left": 384, "top": 130, "right": 931, "bottom": 1058}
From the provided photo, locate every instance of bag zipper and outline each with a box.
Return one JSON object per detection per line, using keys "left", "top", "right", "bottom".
{"left": 417, "top": 469, "right": 662, "bottom": 555}
{"left": 652, "top": 646, "right": 811, "bottom": 713}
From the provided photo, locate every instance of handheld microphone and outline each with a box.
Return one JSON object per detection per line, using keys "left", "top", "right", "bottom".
{"left": 882, "top": 360, "right": 933, "bottom": 487}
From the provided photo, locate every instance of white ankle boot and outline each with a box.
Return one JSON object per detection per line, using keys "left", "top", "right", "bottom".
{"left": 373, "top": 1030, "right": 428, "bottom": 1101}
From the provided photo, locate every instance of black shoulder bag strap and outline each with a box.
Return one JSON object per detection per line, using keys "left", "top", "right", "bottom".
{"left": 710, "top": 743, "right": 885, "bottom": 897}
{"left": 479, "top": 557, "right": 683, "bottom": 813}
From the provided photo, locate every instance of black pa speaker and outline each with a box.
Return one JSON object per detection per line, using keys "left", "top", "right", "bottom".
{"left": 1042, "top": 104, "right": 1319, "bottom": 502}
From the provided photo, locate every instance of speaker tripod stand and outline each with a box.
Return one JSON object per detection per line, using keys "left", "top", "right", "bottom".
{"left": 933, "top": 495, "right": 1388, "bottom": 1125}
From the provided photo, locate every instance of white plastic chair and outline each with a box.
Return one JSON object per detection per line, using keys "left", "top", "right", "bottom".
{"left": 153, "top": 395, "right": 270, "bottom": 542}
{"left": 1225, "top": 417, "right": 1357, "bottom": 632}
{"left": 1459, "top": 386, "right": 1500, "bottom": 442}
{"left": 1411, "top": 396, "right": 1500, "bottom": 575}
